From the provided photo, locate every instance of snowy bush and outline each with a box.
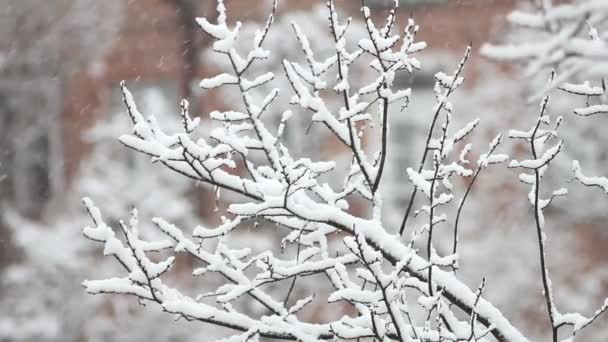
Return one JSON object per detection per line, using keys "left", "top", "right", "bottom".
{"left": 82, "top": 1, "right": 607, "bottom": 341}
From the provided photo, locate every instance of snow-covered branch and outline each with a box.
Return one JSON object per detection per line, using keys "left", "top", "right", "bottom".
{"left": 80, "top": 1, "right": 607, "bottom": 341}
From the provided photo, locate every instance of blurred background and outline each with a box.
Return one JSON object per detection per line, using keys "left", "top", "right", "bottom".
{"left": 0, "top": 0, "right": 606, "bottom": 341}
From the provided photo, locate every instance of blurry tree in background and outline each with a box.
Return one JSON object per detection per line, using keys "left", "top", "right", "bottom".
{"left": 0, "top": 0, "right": 124, "bottom": 288}
{"left": 481, "top": 0, "right": 608, "bottom": 92}
{"left": 482, "top": 0, "right": 608, "bottom": 210}
{"left": 165, "top": 0, "right": 205, "bottom": 98}
{"left": 0, "top": 0, "right": 124, "bottom": 219}
{"left": 0, "top": 0, "right": 125, "bottom": 339}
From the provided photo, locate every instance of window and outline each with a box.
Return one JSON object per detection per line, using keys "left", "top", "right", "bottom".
{"left": 382, "top": 71, "right": 438, "bottom": 225}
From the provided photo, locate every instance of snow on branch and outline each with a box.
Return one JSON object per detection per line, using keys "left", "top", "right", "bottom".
{"left": 80, "top": 1, "right": 607, "bottom": 341}
{"left": 572, "top": 160, "right": 608, "bottom": 194}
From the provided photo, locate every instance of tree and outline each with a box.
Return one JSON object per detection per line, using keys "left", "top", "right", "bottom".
{"left": 0, "top": 2, "right": 125, "bottom": 336}
{"left": 81, "top": 1, "right": 607, "bottom": 341}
